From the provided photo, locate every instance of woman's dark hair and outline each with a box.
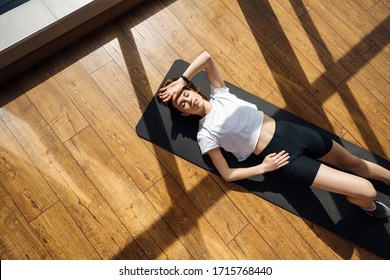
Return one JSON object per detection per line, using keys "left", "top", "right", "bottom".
{"left": 156, "top": 77, "right": 208, "bottom": 114}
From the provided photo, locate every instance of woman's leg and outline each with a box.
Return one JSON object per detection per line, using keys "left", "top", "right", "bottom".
{"left": 312, "top": 163, "right": 390, "bottom": 217}
{"left": 318, "top": 140, "right": 390, "bottom": 184}
{"left": 313, "top": 140, "right": 390, "bottom": 215}
{"left": 312, "top": 164, "right": 377, "bottom": 210}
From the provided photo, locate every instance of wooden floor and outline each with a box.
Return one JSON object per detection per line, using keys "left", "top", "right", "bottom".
{"left": 0, "top": 0, "right": 389, "bottom": 260}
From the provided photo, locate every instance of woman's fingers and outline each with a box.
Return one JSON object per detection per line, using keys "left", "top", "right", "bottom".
{"left": 267, "top": 150, "right": 287, "bottom": 158}
{"left": 276, "top": 151, "right": 289, "bottom": 163}
{"left": 161, "top": 95, "right": 171, "bottom": 103}
{"left": 266, "top": 150, "right": 290, "bottom": 166}
{"left": 265, "top": 152, "right": 277, "bottom": 158}
{"left": 277, "top": 151, "right": 289, "bottom": 159}
{"left": 278, "top": 158, "right": 289, "bottom": 167}
{"left": 158, "top": 90, "right": 174, "bottom": 102}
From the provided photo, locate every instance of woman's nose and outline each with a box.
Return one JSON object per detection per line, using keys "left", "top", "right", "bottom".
{"left": 184, "top": 96, "right": 192, "bottom": 104}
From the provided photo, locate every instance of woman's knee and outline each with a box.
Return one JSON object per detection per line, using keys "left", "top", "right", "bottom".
{"left": 355, "top": 178, "right": 377, "bottom": 200}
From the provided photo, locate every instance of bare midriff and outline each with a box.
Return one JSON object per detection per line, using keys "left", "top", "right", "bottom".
{"left": 253, "top": 114, "right": 276, "bottom": 156}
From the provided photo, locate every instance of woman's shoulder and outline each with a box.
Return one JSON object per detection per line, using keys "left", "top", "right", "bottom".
{"left": 210, "top": 84, "right": 229, "bottom": 93}
{"left": 210, "top": 84, "right": 230, "bottom": 98}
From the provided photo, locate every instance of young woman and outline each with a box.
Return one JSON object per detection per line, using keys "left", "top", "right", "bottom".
{"left": 158, "top": 51, "right": 390, "bottom": 219}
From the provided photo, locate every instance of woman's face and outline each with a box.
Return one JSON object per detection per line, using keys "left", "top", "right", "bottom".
{"left": 172, "top": 89, "right": 205, "bottom": 116}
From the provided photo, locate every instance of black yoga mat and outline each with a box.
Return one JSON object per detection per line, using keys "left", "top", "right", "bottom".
{"left": 136, "top": 60, "right": 390, "bottom": 259}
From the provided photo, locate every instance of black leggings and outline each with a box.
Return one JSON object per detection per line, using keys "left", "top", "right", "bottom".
{"left": 259, "top": 120, "right": 333, "bottom": 185}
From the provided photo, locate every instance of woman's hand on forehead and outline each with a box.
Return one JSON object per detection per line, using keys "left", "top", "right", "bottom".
{"left": 159, "top": 79, "right": 185, "bottom": 103}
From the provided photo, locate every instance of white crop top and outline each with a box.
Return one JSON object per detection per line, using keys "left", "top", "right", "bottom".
{"left": 197, "top": 86, "right": 264, "bottom": 161}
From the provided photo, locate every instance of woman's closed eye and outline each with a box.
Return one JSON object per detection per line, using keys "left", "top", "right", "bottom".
{"left": 180, "top": 93, "right": 189, "bottom": 108}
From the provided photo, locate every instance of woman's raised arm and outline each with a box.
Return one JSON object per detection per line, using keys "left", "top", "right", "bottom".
{"left": 183, "top": 51, "right": 225, "bottom": 88}
{"left": 159, "top": 51, "right": 225, "bottom": 103}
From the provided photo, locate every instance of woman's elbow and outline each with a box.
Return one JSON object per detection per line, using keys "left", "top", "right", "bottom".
{"left": 201, "top": 51, "right": 212, "bottom": 63}
{"left": 224, "top": 177, "right": 235, "bottom": 182}
{"left": 221, "top": 171, "right": 235, "bottom": 182}
{"left": 202, "top": 51, "right": 211, "bottom": 58}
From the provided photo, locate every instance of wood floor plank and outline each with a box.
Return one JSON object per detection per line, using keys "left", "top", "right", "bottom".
{"left": 70, "top": 34, "right": 113, "bottom": 74}
{"left": 115, "top": 1, "right": 235, "bottom": 93}
{"left": 268, "top": 36, "right": 340, "bottom": 95}
{"left": 165, "top": 0, "right": 274, "bottom": 97}
{"left": 355, "top": 0, "right": 380, "bottom": 10}
{"left": 91, "top": 61, "right": 148, "bottom": 129}
{"left": 337, "top": 76, "right": 390, "bottom": 152}
{"left": 119, "top": 16, "right": 179, "bottom": 76}
{"left": 191, "top": 0, "right": 214, "bottom": 9}
{"left": 94, "top": 22, "right": 164, "bottom": 99}
{"left": 268, "top": 37, "right": 354, "bottom": 127}
{"left": 44, "top": 54, "right": 165, "bottom": 191}
{"left": 275, "top": 0, "right": 312, "bottom": 18}
{"left": 0, "top": 118, "right": 58, "bottom": 222}
{"left": 137, "top": 0, "right": 204, "bottom": 61}
{"left": 383, "top": 0, "right": 390, "bottom": 8}
{"left": 123, "top": 0, "right": 205, "bottom": 69}
{"left": 329, "top": 0, "right": 390, "bottom": 50}
{"left": 16, "top": 64, "right": 89, "bottom": 142}
{"left": 145, "top": 174, "right": 237, "bottom": 259}
{"left": 30, "top": 202, "right": 100, "bottom": 260}
{"left": 203, "top": 0, "right": 277, "bottom": 82}
{"left": 0, "top": 182, "right": 51, "bottom": 260}
{"left": 367, "top": 1, "right": 390, "bottom": 30}
{"left": 363, "top": 43, "right": 390, "bottom": 83}
{"left": 276, "top": 208, "right": 346, "bottom": 260}
{"left": 321, "top": 0, "right": 390, "bottom": 59}
{"left": 153, "top": 144, "right": 249, "bottom": 244}
{"left": 228, "top": 224, "right": 279, "bottom": 259}
{"left": 2, "top": 94, "right": 143, "bottom": 259}
{"left": 267, "top": 0, "right": 350, "bottom": 87}
{"left": 220, "top": 0, "right": 282, "bottom": 48}
{"left": 299, "top": 9, "right": 390, "bottom": 110}
{"left": 65, "top": 126, "right": 192, "bottom": 260}
{"left": 304, "top": 0, "right": 375, "bottom": 55}
{"left": 211, "top": 175, "right": 320, "bottom": 259}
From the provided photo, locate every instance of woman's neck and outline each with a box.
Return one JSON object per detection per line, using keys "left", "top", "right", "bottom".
{"left": 199, "top": 100, "right": 212, "bottom": 117}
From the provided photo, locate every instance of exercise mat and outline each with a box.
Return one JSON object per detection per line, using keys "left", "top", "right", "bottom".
{"left": 136, "top": 60, "right": 390, "bottom": 259}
